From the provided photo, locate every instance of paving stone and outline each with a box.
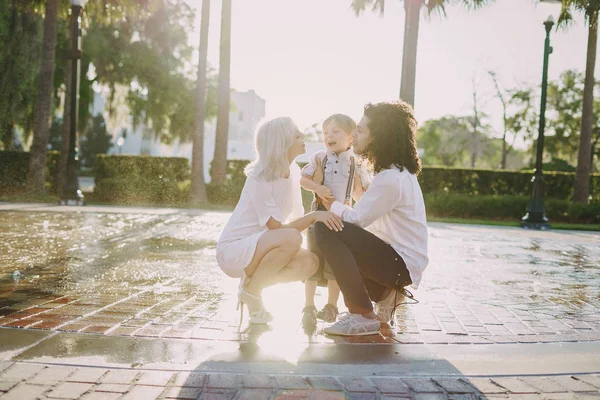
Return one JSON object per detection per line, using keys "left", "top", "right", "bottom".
{"left": 120, "top": 384, "right": 164, "bottom": 399}
{"left": 242, "top": 374, "right": 273, "bottom": 389}
{"left": 67, "top": 368, "right": 108, "bottom": 384}
{"left": 337, "top": 376, "right": 376, "bottom": 393}
{"left": 411, "top": 393, "right": 448, "bottom": 400}
{"left": 172, "top": 372, "right": 205, "bottom": 387}
{"left": 0, "top": 363, "right": 45, "bottom": 382}
{"left": 275, "top": 375, "right": 309, "bottom": 390}
{"left": 79, "top": 392, "right": 122, "bottom": 400}
{"left": 306, "top": 376, "right": 342, "bottom": 391}
{"left": 236, "top": 388, "right": 272, "bottom": 400}
{"left": 46, "top": 382, "right": 94, "bottom": 399}
{"left": 207, "top": 373, "right": 241, "bottom": 389}
{"left": 401, "top": 378, "right": 444, "bottom": 393}
{"left": 99, "top": 370, "right": 138, "bottom": 385}
{"left": 491, "top": 378, "right": 539, "bottom": 394}
{"left": 549, "top": 376, "right": 599, "bottom": 392}
{"left": 28, "top": 365, "right": 76, "bottom": 385}
{"left": 0, "top": 362, "right": 14, "bottom": 374}
{"left": 0, "top": 380, "right": 18, "bottom": 392}
{"left": 520, "top": 376, "right": 568, "bottom": 393}
{"left": 575, "top": 375, "right": 600, "bottom": 389}
{"left": 343, "top": 393, "right": 377, "bottom": 400}
{"left": 447, "top": 395, "right": 480, "bottom": 400}
{"left": 433, "top": 378, "right": 478, "bottom": 394}
{"left": 0, "top": 383, "right": 51, "bottom": 400}
{"left": 270, "top": 388, "right": 309, "bottom": 399}
{"left": 201, "top": 390, "right": 237, "bottom": 400}
{"left": 93, "top": 383, "right": 131, "bottom": 393}
{"left": 310, "top": 391, "right": 348, "bottom": 399}
{"left": 371, "top": 377, "right": 410, "bottom": 394}
{"left": 464, "top": 378, "right": 506, "bottom": 394}
{"left": 136, "top": 370, "right": 174, "bottom": 386}
{"left": 163, "top": 386, "right": 202, "bottom": 399}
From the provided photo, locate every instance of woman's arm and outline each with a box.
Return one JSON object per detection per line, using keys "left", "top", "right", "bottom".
{"left": 266, "top": 211, "right": 343, "bottom": 232}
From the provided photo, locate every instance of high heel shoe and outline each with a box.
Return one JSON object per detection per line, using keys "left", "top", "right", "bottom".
{"left": 237, "top": 274, "right": 272, "bottom": 325}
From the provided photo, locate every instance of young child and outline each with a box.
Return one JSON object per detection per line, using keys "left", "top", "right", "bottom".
{"left": 300, "top": 114, "right": 371, "bottom": 328}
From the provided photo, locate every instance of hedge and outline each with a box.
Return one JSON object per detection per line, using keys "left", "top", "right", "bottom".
{"left": 425, "top": 194, "right": 599, "bottom": 224}
{"left": 0, "top": 151, "right": 60, "bottom": 195}
{"left": 94, "top": 154, "right": 190, "bottom": 205}
{"left": 214, "top": 160, "right": 600, "bottom": 201}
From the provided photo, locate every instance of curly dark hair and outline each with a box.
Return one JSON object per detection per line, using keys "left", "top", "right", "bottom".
{"left": 361, "top": 101, "right": 422, "bottom": 175}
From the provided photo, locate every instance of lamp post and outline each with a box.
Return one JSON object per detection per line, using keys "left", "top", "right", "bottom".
{"left": 521, "top": 15, "right": 555, "bottom": 230}
{"left": 61, "top": 0, "right": 88, "bottom": 206}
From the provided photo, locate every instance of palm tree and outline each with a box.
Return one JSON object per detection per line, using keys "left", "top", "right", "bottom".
{"left": 350, "top": 0, "right": 492, "bottom": 108}
{"left": 191, "top": 0, "right": 211, "bottom": 203}
{"left": 558, "top": 1, "right": 599, "bottom": 204}
{"left": 26, "top": 0, "right": 59, "bottom": 194}
{"left": 211, "top": 0, "right": 232, "bottom": 184}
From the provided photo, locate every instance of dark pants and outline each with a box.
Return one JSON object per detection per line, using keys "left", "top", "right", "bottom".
{"left": 314, "top": 222, "right": 412, "bottom": 314}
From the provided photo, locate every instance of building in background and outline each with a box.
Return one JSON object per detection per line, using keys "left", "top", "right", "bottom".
{"left": 93, "top": 88, "right": 272, "bottom": 182}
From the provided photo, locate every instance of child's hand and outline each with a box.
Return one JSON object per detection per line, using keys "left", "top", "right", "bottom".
{"left": 315, "top": 185, "right": 334, "bottom": 200}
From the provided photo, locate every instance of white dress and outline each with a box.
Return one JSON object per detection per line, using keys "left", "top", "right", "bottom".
{"left": 216, "top": 163, "right": 305, "bottom": 278}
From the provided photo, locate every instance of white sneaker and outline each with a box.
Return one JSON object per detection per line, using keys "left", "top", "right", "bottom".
{"left": 323, "top": 312, "right": 380, "bottom": 336}
{"left": 374, "top": 288, "right": 405, "bottom": 325}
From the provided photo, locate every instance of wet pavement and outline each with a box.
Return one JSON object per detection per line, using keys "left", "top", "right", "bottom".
{"left": 0, "top": 202, "right": 599, "bottom": 399}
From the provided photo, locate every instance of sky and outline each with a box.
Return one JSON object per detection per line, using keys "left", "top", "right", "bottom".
{"left": 184, "top": 0, "right": 595, "bottom": 142}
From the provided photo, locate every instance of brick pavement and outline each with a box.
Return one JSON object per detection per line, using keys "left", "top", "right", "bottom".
{"left": 0, "top": 362, "right": 599, "bottom": 399}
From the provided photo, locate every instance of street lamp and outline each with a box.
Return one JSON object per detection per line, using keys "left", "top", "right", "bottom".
{"left": 60, "top": 0, "right": 88, "bottom": 206}
{"left": 521, "top": 14, "right": 555, "bottom": 230}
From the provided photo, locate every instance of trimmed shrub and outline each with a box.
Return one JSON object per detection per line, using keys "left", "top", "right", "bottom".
{"left": 94, "top": 154, "right": 190, "bottom": 205}
{"left": 425, "top": 193, "right": 599, "bottom": 224}
{"left": 0, "top": 150, "right": 60, "bottom": 195}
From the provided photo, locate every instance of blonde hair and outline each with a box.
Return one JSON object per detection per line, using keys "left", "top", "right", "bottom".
{"left": 244, "top": 117, "right": 298, "bottom": 181}
{"left": 322, "top": 114, "right": 356, "bottom": 134}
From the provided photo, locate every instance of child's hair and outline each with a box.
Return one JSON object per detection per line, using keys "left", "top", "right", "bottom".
{"left": 322, "top": 114, "right": 356, "bottom": 135}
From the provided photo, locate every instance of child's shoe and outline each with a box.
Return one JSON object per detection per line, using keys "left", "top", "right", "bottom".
{"left": 302, "top": 305, "right": 318, "bottom": 328}
{"left": 316, "top": 303, "right": 338, "bottom": 323}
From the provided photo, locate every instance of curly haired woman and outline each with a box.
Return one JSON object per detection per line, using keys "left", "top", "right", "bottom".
{"left": 315, "top": 101, "right": 429, "bottom": 336}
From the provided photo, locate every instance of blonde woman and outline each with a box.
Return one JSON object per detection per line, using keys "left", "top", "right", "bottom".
{"left": 216, "top": 117, "right": 344, "bottom": 324}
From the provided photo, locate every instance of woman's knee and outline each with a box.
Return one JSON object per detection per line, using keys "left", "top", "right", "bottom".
{"left": 279, "top": 228, "right": 302, "bottom": 253}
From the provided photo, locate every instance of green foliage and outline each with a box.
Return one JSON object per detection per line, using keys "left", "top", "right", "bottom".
{"left": 0, "top": 2, "right": 43, "bottom": 149}
{"left": 216, "top": 160, "right": 600, "bottom": 202}
{"left": 94, "top": 154, "right": 190, "bottom": 204}
{"left": 425, "top": 193, "right": 599, "bottom": 224}
{"left": 80, "top": 114, "right": 112, "bottom": 169}
{"left": 0, "top": 150, "right": 59, "bottom": 194}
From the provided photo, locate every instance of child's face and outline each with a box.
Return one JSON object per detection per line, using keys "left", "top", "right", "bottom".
{"left": 323, "top": 120, "right": 353, "bottom": 154}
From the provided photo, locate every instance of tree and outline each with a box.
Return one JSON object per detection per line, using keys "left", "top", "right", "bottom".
{"left": 488, "top": 71, "right": 509, "bottom": 169}
{"left": 211, "top": 0, "right": 232, "bottom": 184}
{"left": 557, "top": 0, "right": 599, "bottom": 203}
{"left": 350, "top": 0, "right": 492, "bottom": 107}
{"left": 417, "top": 115, "right": 509, "bottom": 168}
{"left": 80, "top": 114, "right": 112, "bottom": 169}
{"left": 26, "top": 0, "right": 59, "bottom": 194}
{"left": 191, "top": 0, "right": 211, "bottom": 204}
{"left": 0, "top": 1, "right": 43, "bottom": 150}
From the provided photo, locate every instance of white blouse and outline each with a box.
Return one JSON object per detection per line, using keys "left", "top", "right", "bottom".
{"left": 217, "top": 162, "right": 305, "bottom": 247}
{"left": 331, "top": 166, "right": 429, "bottom": 289}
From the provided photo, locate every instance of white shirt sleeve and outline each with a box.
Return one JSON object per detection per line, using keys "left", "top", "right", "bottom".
{"left": 330, "top": 172, "right": 399, "bottom": 228}
{"left": 246, "top": 177, "right": 284, "bottom": 227}
{"left": 301, "top": 152, "right": 319, "bottom": 177}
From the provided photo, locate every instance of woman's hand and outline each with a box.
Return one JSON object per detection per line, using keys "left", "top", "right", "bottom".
{"left": 314, "top": 211, "right": 344, "bottom": 232}
{"left": 315, "top": 185, "right": 334, "bottom": 201}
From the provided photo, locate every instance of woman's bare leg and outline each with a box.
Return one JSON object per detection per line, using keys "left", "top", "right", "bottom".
{"left": 243, "top": 228, "right": 302, "bottom": 295}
